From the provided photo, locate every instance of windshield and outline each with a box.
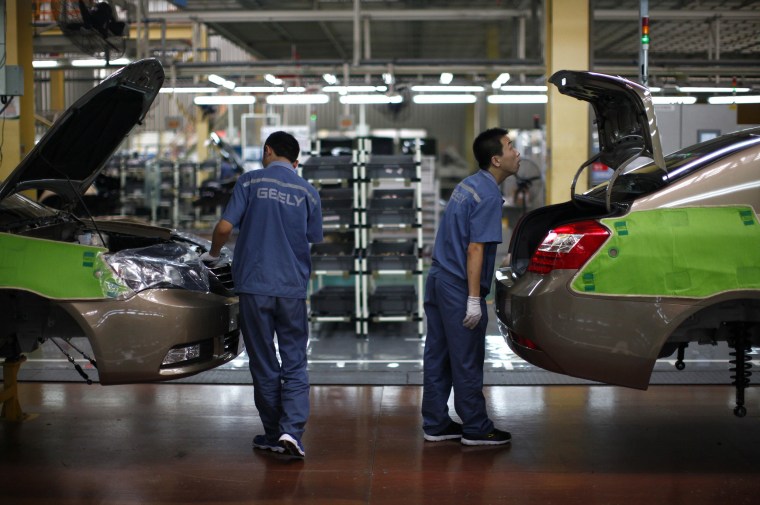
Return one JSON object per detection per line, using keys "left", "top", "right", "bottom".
{"left": 584, "top": 128, "right": 760, "bottom": 204}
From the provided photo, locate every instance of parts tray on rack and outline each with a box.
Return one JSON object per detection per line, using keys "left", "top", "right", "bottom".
{"left": 367, "top": 189, "right": 415, "bottom": 226}
{"left": 311, "top": 241, "right": 355, "bottom": 271}
{"left": 301, "top": 155, "right": 354, "bottom": 181}
{"left": 366, "top": 239, "right": 417, "bottom": 272}
{"left": 365, "top": 155, "right": 417, "bottom": 180}
{"left": 369, "top": 285, "right": 417, "bottom": 316}
{"left": 310, "top": 286, "right": 356, "bottom": 316}
{"left": 320, "top": 187, "right": 355, "bottom": 227}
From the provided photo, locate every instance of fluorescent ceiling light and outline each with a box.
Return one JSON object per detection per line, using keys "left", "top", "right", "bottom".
{"left": 708, "top": 95, "right": 760, "bottom": 104}
{"left": 287, "top": 86, "right": 306, "bottom": 93}
{"left": 235, "top": 86, "right": 285, "bottom": 93}
{"left": 266, "top": 94, "right": 330, "bottom": 105}
{"left": 160, "top": 87, "right": 219, "bottom": 94}
{"left": 339, "top": 94, "right": 403, "bottom": 104}
{"left": 411, "top": 85, "right": 484, "bottom": 92}
{"left": 439, "top": 72, "right": 453, "bottom": 85}
{"left": 492, "top": 72, "right": 511, "bottom": 89}
{"left": 382, "top": 73, "right": 394, "bottom": 85}
{"left": 648, "top": 87, "right": 662, "bottom": 92}
{"left": 499, "top": 85, "right": 548, "bottom": 92}
{"left": 208, "top": 74, "right": 226, "bottom": 86}
{"left": 194, "top": 95, "right": 256, "bottom": 105}
{"left": 413, "top": 94, "right": 477, "bottom": 104}
{"left": 265, "top": 74, "right": 283, "bottom": 85}
{"left": 487, "top": 94, "right": 548, "bottom": 104}
{"left": 652, "top": 96, "right": 697, "bottom": 105}
{"left": 323, "top": 73, "right": 338, "bottom": 84}
{"left": 323, "top": 85, "right": 387, "bottom": 93}
{"left": 71, "top": 57, "right": 130, "bottom": 67}
{"left": 208, "top": 75, "right": 236, "bottom": 90}
{"left": 32, "top": 60, "right": 59, "bottom": 68}
{"left": 678, "top": 86, "right": 750, "bottom": 93}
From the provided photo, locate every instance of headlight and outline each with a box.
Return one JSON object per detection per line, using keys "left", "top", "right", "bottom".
{"left": 103, "top": 243, "right": 210, "bottom": 292}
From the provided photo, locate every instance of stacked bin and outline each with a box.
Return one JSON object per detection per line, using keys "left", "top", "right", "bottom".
{"left": 301, "top": 150, "right": 363, "bottom": 336}
{"left": 359, "top": 144, "right": 425, "bottom": 338}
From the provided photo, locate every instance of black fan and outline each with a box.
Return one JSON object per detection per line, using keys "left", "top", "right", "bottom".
{"left": 54, "top": 1, "right": 128, "bottom": 60}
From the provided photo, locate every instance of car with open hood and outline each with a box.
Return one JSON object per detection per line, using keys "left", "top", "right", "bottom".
{"left": 0, "top": 58, "right": 241, "bottom": 385}
{"left": 495, "top": 70, "right": 760, "bottom": 416}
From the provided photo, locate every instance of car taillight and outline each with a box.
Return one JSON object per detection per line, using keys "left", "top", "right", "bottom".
{"left": 527, "top": 220, "right": 610, "bottom": 274}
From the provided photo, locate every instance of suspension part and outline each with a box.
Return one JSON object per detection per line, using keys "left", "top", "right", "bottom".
{"left": 728, "top": 323, "right": 752, "bottom": 418}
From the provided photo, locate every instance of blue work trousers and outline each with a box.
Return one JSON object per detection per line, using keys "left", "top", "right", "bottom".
{"left": 421, "top": 272, "right": 493, "bottom": 437}
{"left": 239, "top": 293, "right": 310, "bottom": 442}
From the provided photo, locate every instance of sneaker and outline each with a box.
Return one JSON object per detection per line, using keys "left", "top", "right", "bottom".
{"left": 278, "top": 433, "right": 305, "bottom": 459}
{"left": 253, "top": 434, "right": 285, "bottom": 453}
{"left": 461, "top": 428, "right": 512, "bottom": 446}
{"left": 424, "top": 422, "right": 463, "bottom": 442}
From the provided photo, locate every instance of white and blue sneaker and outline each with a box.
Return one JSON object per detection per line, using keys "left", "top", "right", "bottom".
{"left": 278, "top": 433, "right": 305, "bottom": 459}
{"left": 253, "top": 434, "right": 285, "bottom": 453}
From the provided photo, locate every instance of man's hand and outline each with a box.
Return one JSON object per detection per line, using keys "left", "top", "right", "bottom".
{"left": 462, "top": 296, "right": 482, "bottom": 329}
{"left": 200, "top": 251, "right": 220, "bottom": 266}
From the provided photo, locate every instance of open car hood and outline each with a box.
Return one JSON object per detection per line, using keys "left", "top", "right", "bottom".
{"left": 549, "top": 70, "right": 665, "bottom": 171}
{"left": 0, "top": 58, "right": 164, "bottom": 204}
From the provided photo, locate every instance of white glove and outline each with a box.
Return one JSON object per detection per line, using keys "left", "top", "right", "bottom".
{"left": 462, "top": 296, "right": 482, "bottom": 329}
{"left": 200, "top": 251, "right": 220, "bottom": 266}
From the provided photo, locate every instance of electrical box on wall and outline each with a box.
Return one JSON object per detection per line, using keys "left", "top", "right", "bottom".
{"left": 0, "top": 65, "right": 23, "bottom": 96}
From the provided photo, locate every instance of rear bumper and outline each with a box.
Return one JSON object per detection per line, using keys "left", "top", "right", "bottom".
{"left": 495, "top": 267, "right": 690, "bottom": 389}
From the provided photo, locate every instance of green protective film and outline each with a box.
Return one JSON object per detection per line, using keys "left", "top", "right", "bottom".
{"left": 0, "top": 232, "right": 130, "bottom": 300}
{"left": 571, "top": 206, "right": 760, "bottom": 298}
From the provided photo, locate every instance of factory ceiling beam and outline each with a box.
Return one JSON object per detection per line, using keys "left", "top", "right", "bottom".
{"left": 157, "top": 9, "right": 530, "bottom": 23}
{"left": 594, "top": 9, "right": 760, "bottom": 20}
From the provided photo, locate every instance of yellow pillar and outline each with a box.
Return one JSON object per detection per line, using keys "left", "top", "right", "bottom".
{"left": 194, "top": 22, "right": 209, "bottom": 162}
{"left": 1, "top": 0, "right": 34, "bottom": 179}
{"left": 545, "top": 0, "right": 590, "bottom": 204}
{"left": 50, "top": 71, "right": 65, "bottom": 118}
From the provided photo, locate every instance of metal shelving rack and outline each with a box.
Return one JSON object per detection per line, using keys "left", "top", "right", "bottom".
{"left": 358, "top": 139, "right": 425, "bottom": 338}
{"left": 301, "top": 146, "right": 363, "bottom": 337}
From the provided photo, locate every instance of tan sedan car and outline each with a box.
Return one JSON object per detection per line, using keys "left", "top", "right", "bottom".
{"left": 496, "top": 70, "right": 760, "bottom": 416}
{"left": 0, "top": 58, "right": 241, "bottom": 385}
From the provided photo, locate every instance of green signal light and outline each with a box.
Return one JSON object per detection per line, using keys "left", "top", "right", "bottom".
{"left": 641, "top": 35, "right": 650, "bottom": 44}
{"left": 310, "top": 114, "right": 317, "bottom": 121}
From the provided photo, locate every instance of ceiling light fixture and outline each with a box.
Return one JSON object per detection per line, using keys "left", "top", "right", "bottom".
{"left": 651, "top": 96, "right": 697, "bottom": 105}
{"left": 499, "top": 85, "right": 548, "bottom": 92}
{"left": 413, "top": 94, "right": 477, "bottom": 104}
{"left": 323, "top": 85, "right": 387, "bottom": 93}
{"left": 323, "top": 73, "right": 338, "bottom": 85}
{"left": 160, "top": 87, "right": 219, "bottom": 94}
{"left": 491, "top": 72, "right": 511, "bottom": 89}
{"left": 439, "top": 72, "right": 453, "bottom": 85}
{"left": 678, "top": 86, "right": 750, "bottom": 93}
{"left": 194, "top": 95, "right": 256, "bottom": 105}
{"left": 382, "top": 73, "right": 394, "bottom": 85}
{"left": 708, "top": 95, "right": 760, "bottom": 104}
{"left": 339, "top": 94, "right": 403, "bottom": 104}
{"left": 265, "top": 74, "right": 283, "bottom": 85}
{"left": 32, "top": 60, "right": 59, "bottom": 68}
{"left": 235, "top": 86, "right": 285, "bottom": 93}
{"left": 487, "top": 94, "right": 548, "bottom": 104}
{"left": 411, "top": 85, "right": 484, "bottom": 92}
{"left": 266, "top": 94, "right": 330, "bottom": 105}
{"left": 71, "top": 57, "right": 130, "bottom": 67}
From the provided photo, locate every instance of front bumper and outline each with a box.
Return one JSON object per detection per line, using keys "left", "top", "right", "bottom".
{"left": 64, "top": 289, "right": 241, "bottom": 384}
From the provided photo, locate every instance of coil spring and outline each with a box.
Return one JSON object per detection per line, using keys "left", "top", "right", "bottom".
{"left": 729, "top": 341, "right": 752, "bottom": 388}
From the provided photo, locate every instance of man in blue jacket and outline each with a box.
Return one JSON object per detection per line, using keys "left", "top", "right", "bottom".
{"left": 203, "top": 131, "right": 323, "bottom": 459}
{"left": 422, "top": 128, "right": 520, "bottom": 446}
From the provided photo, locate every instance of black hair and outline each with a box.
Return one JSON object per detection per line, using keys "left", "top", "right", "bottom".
{"left": 472, "top": 127, "right": 508, "bottom": 170}
{"left": 264, "top": 131, "right": 300, "bottom": 162}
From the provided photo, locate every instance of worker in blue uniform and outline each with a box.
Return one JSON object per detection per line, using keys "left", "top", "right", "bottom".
{"left": 422, "top": 127, "right": 520, "bottom": 446}
{"left": 202, "top": 131, "right": 323, "bottom": 459}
